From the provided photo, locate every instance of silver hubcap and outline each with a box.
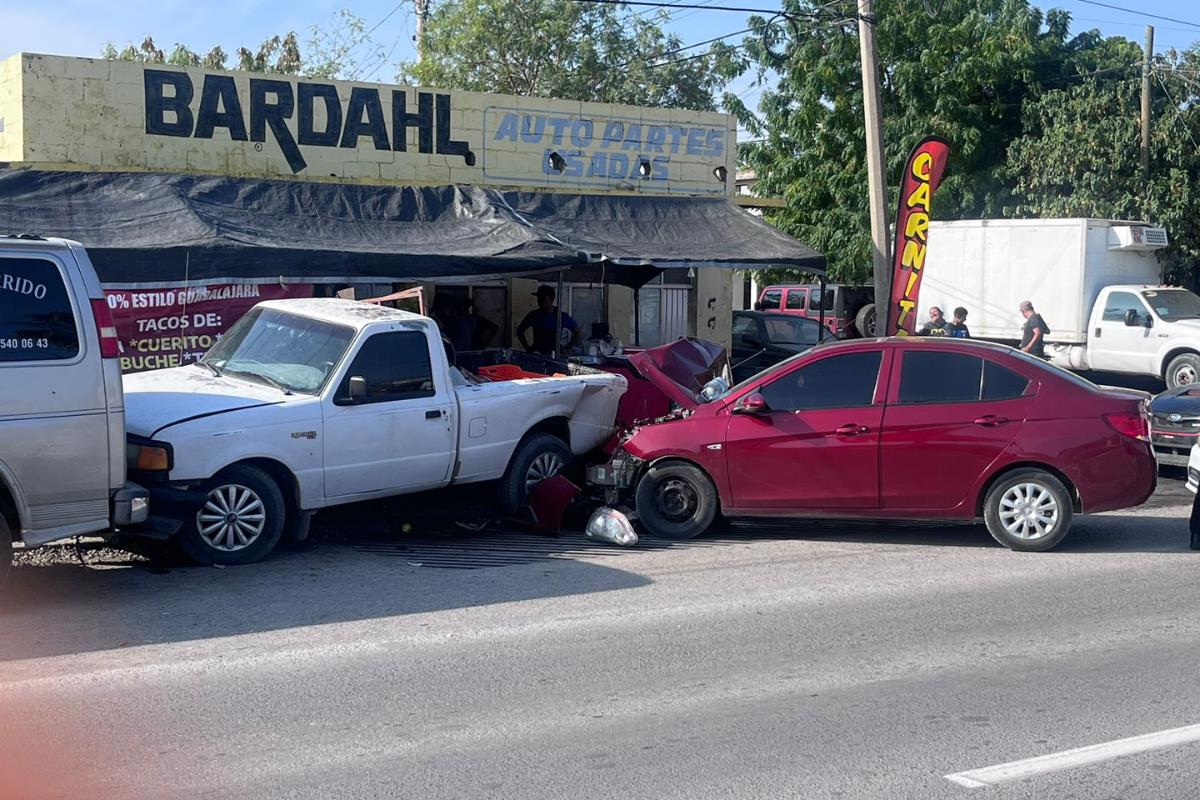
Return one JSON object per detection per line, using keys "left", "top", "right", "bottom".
{"left": 197, "top": 484, "right": 266, "bottom": 552}
{"left": 525, "top": 453, "right": 565, "bottom": 492}
{"left": 1177, "top": 365, "right": 1197, "bottom": 385}
{"left": 998, "top": 482, "right": 1060, "bottom": 541}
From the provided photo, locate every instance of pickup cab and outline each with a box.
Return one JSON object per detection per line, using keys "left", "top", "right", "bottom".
{"left": 124, "top": 299, "right": 626, "bottom": 565}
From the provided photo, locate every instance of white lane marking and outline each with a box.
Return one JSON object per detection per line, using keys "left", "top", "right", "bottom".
{"left": 945, "top": 723, "right": 1200, "bottom": 788}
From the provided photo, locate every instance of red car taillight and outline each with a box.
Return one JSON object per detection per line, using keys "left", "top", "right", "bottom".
{"left": 91, "top": 298, "right": 121, "bottom": 359}
{"left": 1104, "top": 411, "right": 1150, "bottom": 441}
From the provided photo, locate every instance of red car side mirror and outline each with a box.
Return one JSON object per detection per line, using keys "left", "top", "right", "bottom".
{"left": 734, "top": 392, "right": 769, "bottom": 415}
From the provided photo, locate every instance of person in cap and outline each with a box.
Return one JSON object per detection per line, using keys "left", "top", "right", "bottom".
{"left": 1019, "top": 300, "right": 1050, "bottom": 358}
{"left": 517, "top": 285, "right": 580, "bottom": 355}
{"left": 918, "top": 306, "right": 950, "bottom": 336}
{"left": 946, "top": 306, "right": 971, "bottom": 338}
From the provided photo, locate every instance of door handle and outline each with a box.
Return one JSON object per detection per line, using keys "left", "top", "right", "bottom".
{"left": 834, "top": 424, "right": 869, "bottom": 436}
{"left": 425, "top": 409, "right": 443, "bottom": 419}
{"left": 974, "top": 415, "right": 1009, "bottom": 426}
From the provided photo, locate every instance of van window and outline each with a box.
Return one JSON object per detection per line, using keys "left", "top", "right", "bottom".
{"left": 0, "top": 257, "right": 79, "bottom": 362}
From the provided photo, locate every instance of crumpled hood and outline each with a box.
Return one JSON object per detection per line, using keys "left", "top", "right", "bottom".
{"left": 628, "top": 337, "right": 729, "bottom": 410}
{"left": 123, "top": 365, "right": 287, "bottom": 437}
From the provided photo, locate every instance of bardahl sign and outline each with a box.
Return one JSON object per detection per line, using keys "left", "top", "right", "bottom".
{"left": 0, "top": 55, "right": 737, "bottom": 196}
{"left": 144, "top": 69, "right": 476, "bottom": 175}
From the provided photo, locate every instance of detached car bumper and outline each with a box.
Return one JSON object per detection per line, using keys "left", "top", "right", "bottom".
{"left": 111, "top": 482, "right": 150, "bottom": 526}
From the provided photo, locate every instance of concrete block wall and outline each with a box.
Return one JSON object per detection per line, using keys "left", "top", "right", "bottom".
{"left": 5, "top": 53, "right": 738, "bottom": 198}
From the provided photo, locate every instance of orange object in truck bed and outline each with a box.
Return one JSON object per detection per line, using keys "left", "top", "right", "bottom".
{"left": 476, "top": 364, "right": 563, "bottom": 381}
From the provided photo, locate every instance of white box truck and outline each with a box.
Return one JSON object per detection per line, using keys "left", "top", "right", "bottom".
{"left": 921, "top": 218, "right": 1200, "bottom": 387}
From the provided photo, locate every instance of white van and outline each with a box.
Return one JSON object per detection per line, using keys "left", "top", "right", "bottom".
{"left": 0, "top": 235, "right": 147, "bottom": 583}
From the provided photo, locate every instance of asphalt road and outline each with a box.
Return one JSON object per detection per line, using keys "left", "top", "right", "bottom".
{"left": 2, "top": 477, "right": 1200, "bottom": 799}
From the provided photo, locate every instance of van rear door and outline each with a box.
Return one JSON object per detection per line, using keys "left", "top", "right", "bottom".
{"left": 0, "top": 246, "right": 112, "bottom": 543}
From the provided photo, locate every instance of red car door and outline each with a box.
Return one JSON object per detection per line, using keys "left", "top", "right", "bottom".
{"left": 724, "top": 348, "right": 888, "bottom": 509}
{"left": 880, "top": 348, "right": 1035, "bottom": 511}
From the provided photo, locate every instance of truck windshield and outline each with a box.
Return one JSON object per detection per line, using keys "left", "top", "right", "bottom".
{"left": 1141, "top": 289, "right": 1200, "bottom": 321}
{"left": 201, "top": 308, "right": 354, "bottom": 394}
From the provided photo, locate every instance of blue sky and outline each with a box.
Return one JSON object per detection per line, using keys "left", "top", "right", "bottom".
{"left": 1, "top": 0, "right": 1196, "bottom": 140}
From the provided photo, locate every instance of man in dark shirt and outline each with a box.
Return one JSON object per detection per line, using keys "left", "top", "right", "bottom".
{"left": 946, "top": 306, "right": 970, "bottom": 338}
{"left": 918, "top": 306, "right": 950, "bottom": 336}
{"left": 1020, "top": 300, "right": 1050, "bottom": 358}
{"left": 517, "top": 285, "right": 580, "bottom": 355}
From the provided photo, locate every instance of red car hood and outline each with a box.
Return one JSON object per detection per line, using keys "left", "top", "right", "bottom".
{"left": 628, "top": 337, "right": 729, "bottom": 411}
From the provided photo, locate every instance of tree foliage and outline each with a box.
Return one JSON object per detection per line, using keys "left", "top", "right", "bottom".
{"left": 398, "top": 0, "right": 744, "bottom": 110}
{"left": 101, "top": 11, "right": 381, "bottom": 79}
{"left": 735, "top": 0, "right": 1193, "bottom": 284}
{"left": 1007, "top": 50, "right": 1200, "bottom": 280}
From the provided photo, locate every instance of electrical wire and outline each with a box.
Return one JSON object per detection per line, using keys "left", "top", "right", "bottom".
{"left": 567, "top": 0, "right": 856, "bottom": 20}
{"left": 618, "top": 25, "right": 756, "bottom": 68}
{"left": 1155, "top": 71, "right": 1200, "bottom": 152}
{"left": 1072, "top": 0, "right": 1200, "bottom": 31}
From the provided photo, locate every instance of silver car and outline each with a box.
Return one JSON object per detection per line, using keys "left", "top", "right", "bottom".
{"left": 0, "top": 235, "right": 147, "bottom": 583}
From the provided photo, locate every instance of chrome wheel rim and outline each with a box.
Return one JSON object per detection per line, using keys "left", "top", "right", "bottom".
{"left": 998, "top": 482, "right": 1060, "bottom": 541}
{"left": 525, "top": 453, "right": 565, "bottom": 492}
{"left": 1176, "top": 365, "right": 1197, "bottom": 386}
{"left": 196, "top": 483, "right": 267, "bottom": 552}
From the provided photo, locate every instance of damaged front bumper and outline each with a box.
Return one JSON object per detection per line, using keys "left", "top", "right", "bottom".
{"left": 586, "top": 450, "right": 645, "bottom": 490}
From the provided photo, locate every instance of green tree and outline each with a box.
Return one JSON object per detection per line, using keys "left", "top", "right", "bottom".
{"left": 1007, "top": 49, "right": 1200, "bottom": 280}
{"left": 398, "top": 0, "right": 744, "bottom": 110}
{"left": 736, "top": 0, "right": 1145, "bottom": 283}
{"left": 101, "top": 11, "right": 380, "bottom": 78}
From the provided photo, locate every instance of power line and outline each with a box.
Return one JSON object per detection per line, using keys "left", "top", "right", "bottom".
{"left": 618, "top": 25, "right": 756, "bottom": 68}
{"left": 1072, "top": 0, "right": 1200, "bottom": 31}
{"left": 568, "top": 0, "right": 852, "bottom": 19}
{"left": 1154, "top": 72, "right": 1200, "bottom": 151}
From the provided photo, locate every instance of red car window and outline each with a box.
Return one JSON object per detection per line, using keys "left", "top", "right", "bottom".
{"left": 898, "top": 351, "right": 1031, "bottom": 404}
{"left": 760, "top": 290, "right": 783, "bottom": 310}
{"left": 759, "top": 351, "right": 882, "bottom": 411}
{"left": 785, "top": 290, "right": 807, "bottom": 310}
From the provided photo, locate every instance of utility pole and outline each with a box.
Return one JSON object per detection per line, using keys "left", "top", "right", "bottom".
{"left": 857, "top": 0, "right": 890, "bottom": 334}
{"left": 414, "top": 0, "right": 431, "bottom": 65}
{"left": 1141, "top": 25, "right": 1155, "bottom": 205}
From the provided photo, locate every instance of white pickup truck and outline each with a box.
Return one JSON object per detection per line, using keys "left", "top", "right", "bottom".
{"left": 123, "top": 299, "right": 626, "bottom": 564}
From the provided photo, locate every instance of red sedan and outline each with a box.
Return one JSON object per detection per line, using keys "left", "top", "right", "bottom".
{"left": 599, "top": 337, "right": 1156, "bottom": 551}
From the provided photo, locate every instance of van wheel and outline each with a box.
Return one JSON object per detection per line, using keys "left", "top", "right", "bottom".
{"left": 178, "top": 465, "right": 286, "bottom": 566}
{"left": 635, "top": 462, "right": 718, "bottom": 540}
{"left": 983, "top": 469, "right": 1073, "bottom": 552}
{"left": 1166, "top": 353, "right": 1200, "bottom": 388}
{"left": 498, "top": 433, "right": 572, "bottom": 513}
{"left": 855, "top": 303, "right": 877, "bottom": 338}
{"left": 0, "top": 514, "right": 12, "bottom": 591}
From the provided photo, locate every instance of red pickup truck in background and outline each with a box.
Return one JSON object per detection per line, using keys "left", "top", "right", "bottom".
{"left": 757, "top": 284, "right": 877, "bottom": 339}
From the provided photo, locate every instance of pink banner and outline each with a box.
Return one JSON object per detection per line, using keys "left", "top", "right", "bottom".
{"left": 104, "top": 283, "right": 314, "bottom": 373}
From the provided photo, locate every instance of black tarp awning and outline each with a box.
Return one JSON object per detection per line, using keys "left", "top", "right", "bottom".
{"left": 0, "top": 169, "right": 825, "bottom": 287}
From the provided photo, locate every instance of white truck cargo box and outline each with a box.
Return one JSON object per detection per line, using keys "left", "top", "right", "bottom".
{"left": 922, "top": 219, "right": 1162, "bottom": 344}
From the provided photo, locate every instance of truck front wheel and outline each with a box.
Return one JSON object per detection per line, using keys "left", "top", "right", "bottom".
{"left": 1166, "top": 353, "right": 1200, "bottom": 388}
{"left": 178, "top": 465, "right": 287, "bottom": 566}
{"left": 498, "top": 433, "right": 572, "bottom": 513}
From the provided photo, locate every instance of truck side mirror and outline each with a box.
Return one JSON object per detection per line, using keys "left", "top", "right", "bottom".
{"left": 348, "top": 376, "right": 368, "bottom": 400}
{"left": 1123, "top": 309, "right": 1140, "bottom": 327}
{"left": 1144, "top": 314, "right": 1154, "bottom": 329}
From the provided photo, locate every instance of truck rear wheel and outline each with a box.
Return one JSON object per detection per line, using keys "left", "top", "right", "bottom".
{"left": 178, "top": 465, "right": 287, "bottom": 566}
{"left": 1166, "top": 353, "right": 1200, "bottom": 389}
{"left": 0, "top": 514, "right": 11, "bottom": 591}
{"left": 498, "top": 433, "right": 572, "bottom": 513}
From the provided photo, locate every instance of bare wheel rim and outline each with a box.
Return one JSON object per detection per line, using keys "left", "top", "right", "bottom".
{"left": 655, "top": 477, "right": 700, "bottom": 523}
{"left": 525, "top": 452, "right": 565, "bottom": 493}
{"left": 997, "top": 481, "right": 1060, "bottom": 541}
{"left": 196, "top": 483, "right": 267, "bottom": 552}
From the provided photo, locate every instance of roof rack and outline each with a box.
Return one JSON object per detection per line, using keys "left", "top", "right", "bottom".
{"left": 1, "top": 233, "right": 47, "bottom": 240}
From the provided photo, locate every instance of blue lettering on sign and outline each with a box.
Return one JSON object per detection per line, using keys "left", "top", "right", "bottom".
{"left": 489, "top": 110, "right": 727, "bottom": 185}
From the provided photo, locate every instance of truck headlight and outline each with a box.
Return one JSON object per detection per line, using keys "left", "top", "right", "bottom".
{"left": 127, "top": 435, "right": 174, "bottom": 473}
